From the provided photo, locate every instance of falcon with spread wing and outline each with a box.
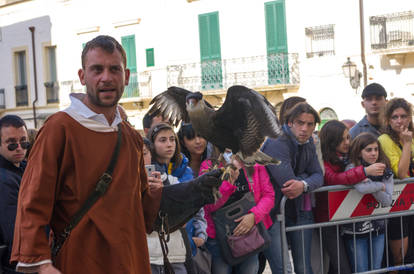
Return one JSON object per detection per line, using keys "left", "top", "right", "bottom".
{"left": 148, "top": 85, "right": 282, "bottom": 166}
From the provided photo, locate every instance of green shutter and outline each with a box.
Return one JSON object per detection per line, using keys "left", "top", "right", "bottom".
{"left": 121, "top": 35, "right": 139, "bottom": 98}
{"left": 198, "top": 12, "right": 221, "bottom": 61}
{"left": 198, "top": 12, "right": 222, "bottom": 90}
{"left": 265, "top": 0, "right": 287, "bottom": 54}
{"left": 199, "top": 14, "right": 210, "bottom": 61}
{"left": 121, "top": 35, "right": 137, "bottom": 72}
{"left": 146, "top": 48, "right": 154, "bottom": 67}
{"left": 265, "top": 0, "right": 289, "bottom": 84}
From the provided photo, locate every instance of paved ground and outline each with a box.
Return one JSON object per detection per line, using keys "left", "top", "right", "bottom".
{"left": 263, "top": 262, "right": 272, "bottom": 274}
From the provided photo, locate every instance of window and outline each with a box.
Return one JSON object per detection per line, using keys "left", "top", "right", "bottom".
{"left": 265, "top": 0, "right": 289, "bottom": 84}
{"left": 14, "top": 50, "right": 28, "bottom": 106}
{"left": 146, "top": 48, "right": 154, "bottom": 67}
{"left": 44, "top": 46, "right": 59, "bottom": 103}
{"left": 305, "top": 24, "right": 335, "bottom": 58}
{"left": 0, "top": 89, "right": 5, "bottom": 109}
{"left": 198, "top": 11, "right": 223, "bottom": 90}
{"left": 370, "top": 11, "right": 414, "bottom": 50}
{"left": 121, "top": 35, "right": 139, "bottom": 97}
{"left": 319, "top": 107, "right": 338, "bottom": 130}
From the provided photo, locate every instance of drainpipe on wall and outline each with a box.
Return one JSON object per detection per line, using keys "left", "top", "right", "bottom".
{"left": 29, "top": 26, "right": 38, "bottom": 128}
{"left": 359, "top": 0, "right": 368, "bottom": 87}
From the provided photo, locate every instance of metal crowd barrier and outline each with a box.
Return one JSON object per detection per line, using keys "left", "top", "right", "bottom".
{"left": 278, "top": 178, "right": 414, "bottom": 274}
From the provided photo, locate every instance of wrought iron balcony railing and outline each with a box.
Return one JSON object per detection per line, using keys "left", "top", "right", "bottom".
{"left": 167, "top": 53, "right": 300, "bottom": 92}
{"left": 59, "top": 54, "right": 300, "bottom": 102}
{"left": 370, "top": 11, "right": 414, "bottom": 50}
{"left": 122, "top": 72, "right": 139, "bottom": 99}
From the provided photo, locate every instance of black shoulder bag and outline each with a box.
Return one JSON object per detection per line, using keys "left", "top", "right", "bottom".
{"left": 51, "top": 124, "right": 122, "bottom": 259}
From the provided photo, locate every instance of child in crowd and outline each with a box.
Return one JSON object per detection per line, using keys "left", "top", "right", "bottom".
{"left": 145, "top": 123, "right": 207, "bottom": 274}
{"left": 178, "top": 123, "right": 209, "bottom": 177}
{"left": 316, "top": 120, "right": 386, "bottom": 274}
{"left": 342, "top": 132, "right": 393, "bottom": 272}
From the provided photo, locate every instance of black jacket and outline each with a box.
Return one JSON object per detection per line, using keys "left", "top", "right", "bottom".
{"left": 0, "top": 155, "right": 25, "bottom": 274}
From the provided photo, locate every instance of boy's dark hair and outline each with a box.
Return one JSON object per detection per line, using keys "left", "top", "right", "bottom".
{"left": 142, "top": 110, "right": 166, "bottom": 130}
{"left": 286, "top": 102, "right": 321, "bottom": 125}
{"left": 143, "top": 137, "right": 151, "bottom": 150}
{"left": 382, "top": 98, "right": 413, "bottom": 145}
{"left": 319, "top": 120, "right": 347, "bottom": 168}
{"left": 147, "top": 122, "right": 182, "bottom": 168}
{"left": 177, "top": 123, "right": 208, "bottom": 162}
{"left": 279, "top": 96, "right": 306, "bottom": 124}
{"left": 81, "top": 35, "right": 127, "bottom": 69}
{"left": 0, "top": 115, "right": 27, "bottom": 142}
{"left": 349, "top": 132, "right": 390, "bottom": 168}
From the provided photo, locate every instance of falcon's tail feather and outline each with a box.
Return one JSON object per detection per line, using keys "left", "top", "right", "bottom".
{"left": 236, "top": 151, "right": 281, "bottom": 167}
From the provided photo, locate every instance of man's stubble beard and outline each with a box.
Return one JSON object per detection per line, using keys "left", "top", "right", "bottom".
{"left": 86, "top": 89, "right": 122, "bottom": 108}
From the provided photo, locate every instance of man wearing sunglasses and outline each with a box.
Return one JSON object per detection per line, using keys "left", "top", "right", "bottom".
{"left": 0, "top": 115, "right": 28, "bottom": 274}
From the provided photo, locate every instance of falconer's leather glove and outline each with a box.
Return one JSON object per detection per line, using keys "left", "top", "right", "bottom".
{"left": 153, "top": 169, "right": 223, "bottom": 232}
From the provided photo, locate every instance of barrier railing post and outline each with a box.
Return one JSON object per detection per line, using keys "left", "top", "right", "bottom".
{"left": 279, "top": 195, "right": 290, "bottom": 274}
{"left": 277, "top": 178, "right": 414, "bottom": 274}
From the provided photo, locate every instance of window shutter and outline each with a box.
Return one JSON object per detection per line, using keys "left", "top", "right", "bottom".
{"left": 265, "top": 0, "right": 288, "bottom": 54}
{"left": 198, "top": 14, "right": 210, "bottom": 61}
{"left": 146, "top": 48, "right": 154, "bottom": 67}
{"left": 121, "top": 35, "right": 137, "bottom": 72}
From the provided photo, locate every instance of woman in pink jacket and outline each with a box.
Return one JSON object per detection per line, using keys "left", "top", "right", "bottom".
{"left": 200, "top": 151, "right": 275, "bottom": 274}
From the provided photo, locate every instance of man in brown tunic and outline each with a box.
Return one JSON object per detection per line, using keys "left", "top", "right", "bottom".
{"left": 11, "top": 35, "right": 221, "bottom": 274}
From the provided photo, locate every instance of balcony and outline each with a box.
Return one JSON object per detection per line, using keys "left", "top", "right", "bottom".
{"left": 370, "top": 11, "right": 414, "bottom": 51}
{"left": 58, "top": 54, "right": 300, "bottom": 103}
{"left": 167, "top": 53, "right": 300, "bottom": 93}
{"left": 122, "top": 72, "right": 139, "bottom": 99}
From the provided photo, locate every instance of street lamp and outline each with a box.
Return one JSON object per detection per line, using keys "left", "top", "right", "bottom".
{"left": 342, "top": 57, "right": 362, "bottom": 90}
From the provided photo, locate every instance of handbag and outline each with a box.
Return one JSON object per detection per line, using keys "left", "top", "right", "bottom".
{"left": 212, "top": 182, "right": 271, "bottom": 265}
{"left": 227, "top": 225, "right": 264, "bottom": 258}
{"left": 192, "top": 245, "right": 212, "bottom": 274}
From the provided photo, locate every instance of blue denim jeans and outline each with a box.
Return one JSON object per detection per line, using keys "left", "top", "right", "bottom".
{"left": 205, "top": 238, "right": 258, "bottom": 274}
{"left": 286, "top": 210, "right": 314, "bottom": 274}
{"left": 344, "top": 233, "right": 385, "bottom": 272}
{"left": 263, "top": 221, "right": 293, "bottom": 274}
{"left": 264, "top": 210, "right": 313, "bottom": 274}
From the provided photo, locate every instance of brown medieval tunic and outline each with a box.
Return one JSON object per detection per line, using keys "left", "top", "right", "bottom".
{"left": 11, "top": 111, "right": 161, "bottom": 273}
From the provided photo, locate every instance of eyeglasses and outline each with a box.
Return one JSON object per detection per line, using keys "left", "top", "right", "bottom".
{"left": 391, "top": 114, "right": 408, "bottom": 121}
{"left": 7, "top": 141, "right": 30, "bottom": 151}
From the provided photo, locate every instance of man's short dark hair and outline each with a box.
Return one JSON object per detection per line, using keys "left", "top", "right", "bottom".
{"left": 81, "top": 35, "right": 127, "bottom": 69}
{"left": 143, "top": 111, "right": 158, "bottom": 130}
{"left": 361, "top": 83, "right": 387, "bottom": 99}
{"left": 286, "top": 102, "right": 321, "bottom": 125}
{"left": 0, "top": 115, "right": 27, "bottom": 142}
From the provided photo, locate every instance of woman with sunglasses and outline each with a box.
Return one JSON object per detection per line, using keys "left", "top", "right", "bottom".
{"left": 378, "top": 98, "right": 414, "bottom": 272}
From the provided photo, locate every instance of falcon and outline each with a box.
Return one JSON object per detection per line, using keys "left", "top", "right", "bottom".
{"left": 148, "top": 85, "right": 282, "bottom": 167}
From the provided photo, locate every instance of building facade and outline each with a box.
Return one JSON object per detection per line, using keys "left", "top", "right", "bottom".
{"left": 0, "top": 0, "right": 413, "bottom": 129}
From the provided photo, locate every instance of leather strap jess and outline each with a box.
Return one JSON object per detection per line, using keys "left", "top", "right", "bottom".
{"left": 51, "top": 124, "right": 122, "bottom": 259}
